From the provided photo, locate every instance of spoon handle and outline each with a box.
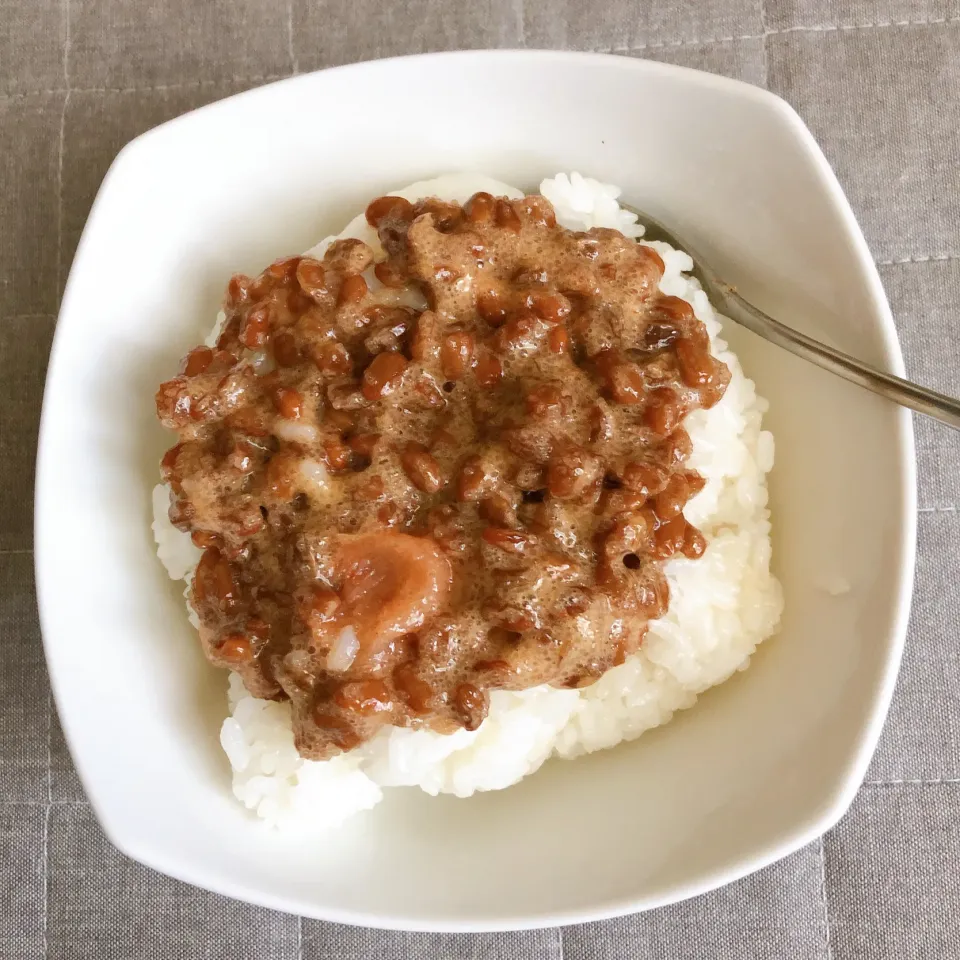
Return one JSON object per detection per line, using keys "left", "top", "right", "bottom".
{"left": 620, "top": 202, "right": 960, "bottom": 431}
{"left": 716, "top": 284, "right": 960, "bottom": 431}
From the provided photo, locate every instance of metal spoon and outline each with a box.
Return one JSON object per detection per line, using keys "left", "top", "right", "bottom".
{"left": 622, "top": 204, "right": 960, "bottom": 430}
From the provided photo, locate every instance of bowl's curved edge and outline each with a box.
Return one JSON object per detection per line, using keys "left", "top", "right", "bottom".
{"left": 34, "top": 131, "right": 150, "bottom": 823}
{"left": 91, "top": 48, "right": 795, "bottom": 166}
{"left": 754, "top": 92, "right": 918, "bottom": 817}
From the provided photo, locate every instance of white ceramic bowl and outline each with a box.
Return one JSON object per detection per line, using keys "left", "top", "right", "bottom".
{"left": 36, "top": 50, "right": 916, "bottom": 930}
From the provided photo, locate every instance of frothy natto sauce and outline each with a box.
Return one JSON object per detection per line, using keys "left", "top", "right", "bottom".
{"left": 155, "top": 190, "right": 729, "bottom": 760}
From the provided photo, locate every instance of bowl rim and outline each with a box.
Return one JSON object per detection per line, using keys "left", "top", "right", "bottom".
{"left": 35, "top": 48, "right": 917, "bottom": 931}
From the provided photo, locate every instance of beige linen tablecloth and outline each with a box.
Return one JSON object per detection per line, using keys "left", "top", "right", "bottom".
{"left": 3, "top": 1, "right": 959, "bottom": 956}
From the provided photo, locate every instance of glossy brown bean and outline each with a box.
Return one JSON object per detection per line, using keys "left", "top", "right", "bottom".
{"left": 602, "top": 511, "right": 653, "bottom": 561}
{"left": 400, "top": 443, "right": 444, "bottom": 493}
{"left": 546, "top": 448, "right": 601, "bottom": 499}
{"left": 607, "top": 360, "right": 645, "bottom": 405}
{"left": 652, "top": 295, "right": 694, "bottom": 326}
{"left": 500, "top": 611, "right": 537, "bottom": 632}
{"left": 364, "top": 319, "right": 411, "bottom": 355}
{"left": 654, "top": 515, "right": 687, "bottom": 559}
{"left": 240, "top": 304, "right": 271, "bottom": 349}
{"left": 464, "top": 192, "right": 495, "bottom": 223}
{"left": 514, "top": 266, "right": 549, "bottom": 286}
{"left": 347, "top": 433, "right": 380, "bottom": 458}
{"left": 194, "top": 548, "right": 237, "bottom": 609}
{"left": 548, "top": 326, "right": 569, "bottom": 354}
{"left": 248, "top": 272, "right": 276, "bottom": 300}
{"left": 365, "top": 195, "right": 415, "bottom": 227}
{"left": 563, "top": 588, "right": 592, "bottom": 617}
{"left": 482, "top": 527, "right": 538, "bottom": 554}
{"left": 216, "top": 633, "right": 253, "bottom": 663}
{"left": 645, "top": 387, "right": 681, "bottom": 436}
{"left": 325, "top": 238, "right": 375, "bottom": 275}
{"left": 682, "top": 524, "right": 707, "bottom": 559}
{"left": 639, "top": 245, "right": 666, "bottom": 275}
{"left": 393, "top": 662, "right": 432, "bottom": 714}
{"left": 182, "top": 346, "right": 213, "bottom": 376}
{"left": 440, "top": 331, "right": 475, "bottom": 380}
{"left": 661, "top": 427, "right": 693, "bottom": 465}
{"left": 376, "top": 501, "right": 404, "bottom": 527}
{"left": 210, "top": 349, "right": 238, "bottom": 373}
{"left": 265, "top": 450, "right": 300, "bottom": 499}
{"left": 433, "top": 263, "right": 460, "bottom": 283}
{"left": 502, "top": 420, "right": 554, "bottom": 463}
{"left": 335, "top": 679, "right": 393, "bottom": 715}
{"left": 479, "top": 493, "right": 516, "bottom": 527}
{"left": 456, "top": 455, "right": 493, "bottom": 501}
{"left": 167, "top": 496, "right": 194, "bottom": 530}
{"left": 675, "top": 338, "right": 716, "bottom": 388}
{"left": 286, "top": 287, "right": 314, "bottom": 317}
{"left": 363, "top": 304, "right": 413, "bottom": 326}
{"left": 474, "top": 658, "right": 511, "bottom": 674}
{"left": 272, "top": 386, "right": 303, "bottom": 420}
{"left": 160, "top": 443, "right": 182, "bottom": 482}
{"left": 517, "top": 195, "right": 557, "bottom": 227}
{"left": 425, "top": 504, "right": 468, "bottom": 554}
{"left": 374, "top": 260, "right": 406, "bottom": 288}
{"left": 476, "top": 290, "right": 510, "bottom": 326}
{"left": 473, "top": 349, "right": 503, "bottom": 387}
{"left": 595, "top": 485, "right": 646, "bottom": 518}
{"left": 684, "top": 472, "right": 706, "bottom": 497}
{"left": 267, "top": 256, "right": 301, "bottom": 281}
{"left": 653, "top": 474, "right": 689, "bottom": 521}
{"left": 495, "top": 199, "right": 522, "bottom": 232}
{"left": 311, "top": 710, "right": 361, "bottom": 750}
{"left": 409, "top": 310, "right": 441, "bottom": 362}
{"left": 296, "top": 258, "right": 327, "bottom": 297}
{"left": 527, "top": 291, "right": 571, "bottom": 324}
{"left": 338, "top": 274, "right": 368, "bottom": 305}
{"left": 312, "top": 342, "right": 352, "bottom": 375}
{"left": 491, "top": 312, "right": 545, "bottom": 355}
{"left": 191, "top": 530, "right": 220, "bottom": 550}
{"left": 526, "top": 382, "right": 567, "bottom": 416}
{"left": 413, "top": 377, "right": 445, "bottom": 409}
{"left": 306, "top": 586, "right": 341, "bottom": 620}
{"left": 621, "top": 461, "right": 670, "bottom": 497}
{"left": 513, "top": 462, "right": 544, "bottom": 491}
{"left": 361, "top": 352, "right": 407, "bottom": 401}
{"left": 323, "top": 437, "right": 351, "bottom": 471}
{"left": 224, "top": 408, "right": 269, "bottom": 438}
{"left": 226, "top": 273, "right": 254, "bottom": 308}
{"left": 354, "top": 475, "right": 385, "bottom": 500}
{"left": 454, "top": 683, "right": 488, "bottom": 731}
{"left": 272, "top": 330, "right": 300, "bottom": 367}
{"left": 643, "top": 323, "right": 679, "bottom": 351}
{"left": 231, "top": 507, "right": 264, "bottom": 538}
{"left": 327, "top": 381, "right": 367, "bottom": 411}
{"left": 418, "top": 198, "right": 462, "bottom": 232}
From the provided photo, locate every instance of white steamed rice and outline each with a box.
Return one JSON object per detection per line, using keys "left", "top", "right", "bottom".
{"left": 152, "top": 172, "right": 783, "bottom": 828}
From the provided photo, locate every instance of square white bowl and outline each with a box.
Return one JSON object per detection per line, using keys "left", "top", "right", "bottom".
{"left": 36, "top": 50, "right": 915, "bottom": 930}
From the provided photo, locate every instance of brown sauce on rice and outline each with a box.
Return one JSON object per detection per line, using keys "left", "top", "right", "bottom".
{"left": 155, "top": 191, "right": 729, "bottom": 760}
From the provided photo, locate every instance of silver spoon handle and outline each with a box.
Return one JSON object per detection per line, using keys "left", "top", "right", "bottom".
{"left": 716, "top": 284, "right": 960, "bottom": 431}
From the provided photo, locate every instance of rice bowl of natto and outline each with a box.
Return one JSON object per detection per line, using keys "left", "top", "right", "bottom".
{"left": 36, "top": 51, "right": 915, "bottom": 930}
{"left": 151, "top": 171, "right": 783, "bottom": 829}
